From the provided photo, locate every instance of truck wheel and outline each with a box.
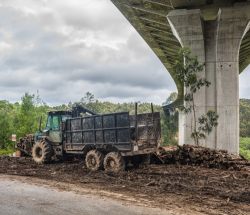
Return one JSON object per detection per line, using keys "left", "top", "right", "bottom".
{"left": 85, "top": 150, "right": 104, "bottom": 171}
{"left": 32, "top": 140, "right": 53, "bottom": 164}
{"left": 104, "top": 152, "right": 125, "bottom": 173}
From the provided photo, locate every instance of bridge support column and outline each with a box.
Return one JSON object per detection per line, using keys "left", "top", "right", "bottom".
{"left": 167, "top": 7, "right": 250, "bottom": 154}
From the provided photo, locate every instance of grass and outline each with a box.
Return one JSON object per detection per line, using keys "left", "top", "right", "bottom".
{"left": 0, "top": 148, "right": 15, "bottom": 156}
{"left": 240, "top": 137, "right": 250, "bottom": 160}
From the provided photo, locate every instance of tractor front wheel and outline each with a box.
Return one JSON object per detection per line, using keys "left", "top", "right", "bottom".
{"left": 32, "top": 140, "right": 54, "bottom": 164}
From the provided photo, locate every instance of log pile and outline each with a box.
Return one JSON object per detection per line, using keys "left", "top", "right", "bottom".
{"left": 157, "top": 144, "right": 250, "bottom": 170}
{"left": 16, "top": 134, "right": 35, "bottom": 156}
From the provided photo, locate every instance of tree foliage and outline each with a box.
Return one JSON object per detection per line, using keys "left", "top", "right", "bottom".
{"left": 0, "top": 101, "right": 13, "bottom": 149}
{"left": 240, "top": 99, "right": 250, "bottom": 137}
{"left": 174, "top": 48, "right": 219, "bottom": 145}
{"left": 240, "top": 137, "right": 250, "bottom": 160}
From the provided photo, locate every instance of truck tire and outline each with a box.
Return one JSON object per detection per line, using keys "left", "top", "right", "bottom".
{"left": 32, "top": 140, "right": 53, "bottom": 164}
{"left": 85, "top": 150, "right": 104, "bottom": 171}
{"left": 104, "top": 152, "right": 125, "bottom": 173}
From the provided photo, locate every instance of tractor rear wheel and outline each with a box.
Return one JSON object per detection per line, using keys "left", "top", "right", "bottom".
{"left": 85, "top": 150, "right": 104, "bottom": 171}
{"left": 104, "top": 152, "right": 125, "bottom": 173}
{"left": 32, "top": 140, "right": 54, "bottom": 164}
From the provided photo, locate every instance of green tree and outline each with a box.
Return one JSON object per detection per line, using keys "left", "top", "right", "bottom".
{"left": 240, "top": 99, "right": 250, "bottom": 137}
{"left": 165, "top": 92, "right": 178, "bottom": 105}
{"left": 161, "top": 93, "right": 179, "bottom": 146}
{"left": 80, "top": 92, "right": 95, "bottom": 104}
{"left": 0, "top": 101, "right": 13, "bottom": 149}
{"left": 15, "top": 93, "right": 37, "bottom": 138}
{"left": 174, "top": 48, "right": 219, "bottom": 145}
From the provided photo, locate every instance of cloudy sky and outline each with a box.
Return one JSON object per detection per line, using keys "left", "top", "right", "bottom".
{"left": 0, "top": 0, "right": 249, "bottom": 105}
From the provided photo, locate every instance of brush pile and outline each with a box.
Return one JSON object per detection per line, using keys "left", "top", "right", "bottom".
{"left": 157, "top": 144, "right": 250, "bottom": 170}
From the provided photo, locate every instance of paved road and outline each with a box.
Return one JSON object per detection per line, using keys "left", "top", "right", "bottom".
{"left": 0, "top": 177, "right": 169, "bottom": 215}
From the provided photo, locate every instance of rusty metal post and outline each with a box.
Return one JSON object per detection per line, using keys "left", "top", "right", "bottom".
{"left": 151, "top": 103, "right": 155, "bottom": 127}
{"left": 151, "top": 103, "right": 154, "bottom": 114}
{"left": 135, "top": 102, "right": 138, "bottom": 143}
{"left": 151, "top": 103, "right": 156, "bottom": 145}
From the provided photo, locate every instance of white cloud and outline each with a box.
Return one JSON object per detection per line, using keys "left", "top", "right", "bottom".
{"left": 0, "top": 0, "right": 177, "bottom": 105}
{"left": 0, "top": 0, "right": 249, "bottom": 107}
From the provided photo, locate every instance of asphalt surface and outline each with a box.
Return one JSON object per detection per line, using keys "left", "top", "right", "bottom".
{"left": 0, "top": 177, "right": 169, "bottom": 215}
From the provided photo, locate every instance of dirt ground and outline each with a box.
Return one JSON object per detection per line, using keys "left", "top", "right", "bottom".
{"left": 0, "top": 156, "right": 249, "bottom": 215}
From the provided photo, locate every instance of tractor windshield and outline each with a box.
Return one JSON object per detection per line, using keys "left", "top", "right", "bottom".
{"left": 46, "top": 115, "right": 60, "bottom": 131}
{"left": 52, "top": 116, "right": 60, "bottom": 130}
{"left": 45, "top": 114, "right": 71, "bottom": 131}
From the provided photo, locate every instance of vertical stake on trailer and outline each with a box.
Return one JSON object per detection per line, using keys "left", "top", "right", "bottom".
{"left": 151, "top": 103, "right": 156, "bottom": 145}
{"left": 151, "top": 103, "right": 154, "bottom": 125}
{"left": 135, "top": 102, "right": 138, "bottom": 143}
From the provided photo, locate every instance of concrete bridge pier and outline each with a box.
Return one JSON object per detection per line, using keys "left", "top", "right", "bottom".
{"left": 167, "top": 6, "right": 250, "bottom": 154}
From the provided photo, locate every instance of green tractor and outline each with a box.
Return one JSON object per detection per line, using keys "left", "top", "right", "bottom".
{"left": 17, "top": 106, "right": 96, "bottom": 163}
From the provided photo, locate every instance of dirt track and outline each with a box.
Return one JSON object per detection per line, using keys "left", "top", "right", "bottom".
{"left": 0, "top": 156, "right": 249, "bottom": 215}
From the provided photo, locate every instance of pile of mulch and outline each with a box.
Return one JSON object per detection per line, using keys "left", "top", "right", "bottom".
{"left": 156, "top": 144, "right": 250, "bottom": 170}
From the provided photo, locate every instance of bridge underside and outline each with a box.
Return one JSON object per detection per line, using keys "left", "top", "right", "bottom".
{"left": 111, "top": 0, "right": 250, "bottom": 154}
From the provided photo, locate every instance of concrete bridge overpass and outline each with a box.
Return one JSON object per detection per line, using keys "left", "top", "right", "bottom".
{"left": 111, "top": 0, "right": 250, "bottom": 154}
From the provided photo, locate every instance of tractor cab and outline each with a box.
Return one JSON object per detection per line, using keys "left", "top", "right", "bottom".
{"left": 35, "top": 111, "right": 72, "bottom": 144}
{"left": 45, "top": 111, "right": 72, "bottom": 131}
{"left": 35, "top": 106, "right": 97, "bottom": 144}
